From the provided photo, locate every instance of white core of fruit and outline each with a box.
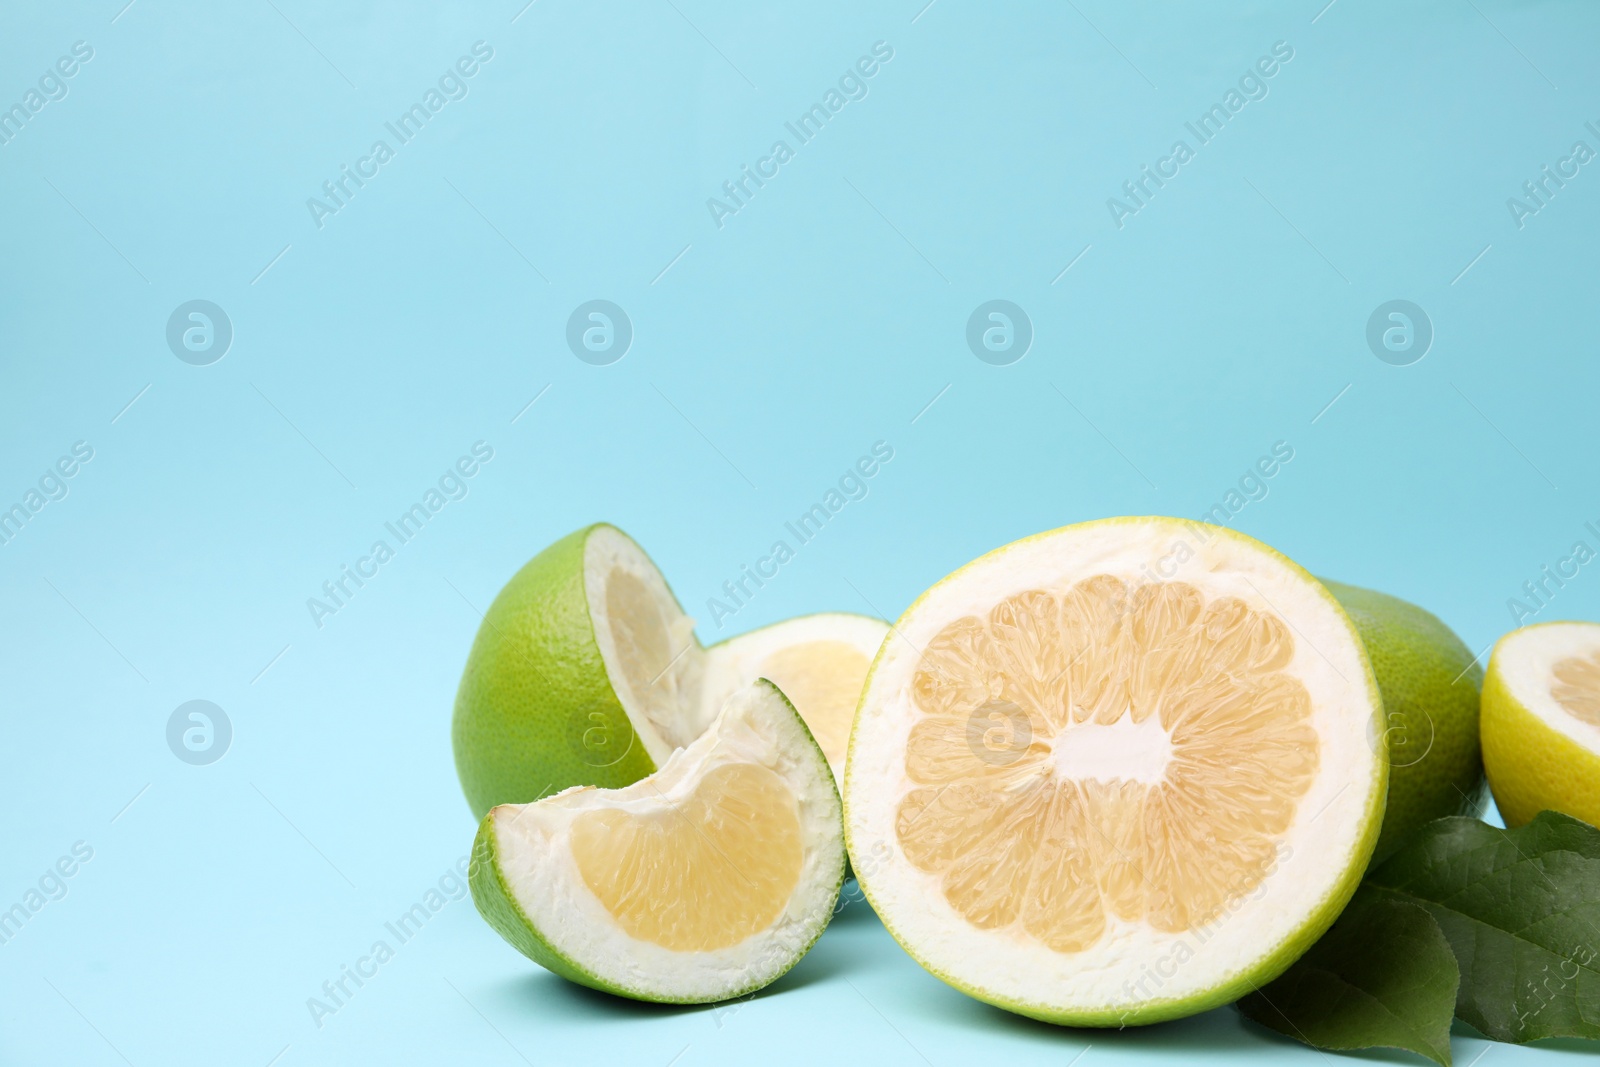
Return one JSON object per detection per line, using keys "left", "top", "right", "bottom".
{"left": 1051, "top": 715, "right": 1173, "bottom": 785}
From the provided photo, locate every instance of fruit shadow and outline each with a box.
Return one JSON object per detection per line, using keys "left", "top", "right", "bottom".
{"left": 759, "top": 918, "right": 868, "bottom": 994}
{"left": 1235, "top": 1020, "right": 1440, "bottom": 1065}
{"left": 958, "top": 1002, "right": 1511, "bottom": 1065}
{"left": 827, "top": 883, "right": 881, "bottom": 926}
{"left": 508, "top": 964, "right": 838, "bottom": 1023}
{"left": 1522, "top": 1037, "right": 1600, "bottom": 1053}
{"left": 902, "top": 986, "right": 1335, "bottom": 1059}
{"left": 512, "top": 972, "right": 703, "bottom": 1021}
{"left": 1451, "top": 1018, "right": 1600, "bottom": 1056}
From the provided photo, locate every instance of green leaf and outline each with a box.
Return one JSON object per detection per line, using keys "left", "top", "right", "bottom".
{"left": 1238, "top": 886, "right": 1459, "bottom": 1066}
{"left": 1367, "top": 810, "right": 1600, "bottom": 1044}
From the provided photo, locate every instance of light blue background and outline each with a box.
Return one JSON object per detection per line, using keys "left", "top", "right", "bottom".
{"left": 3, "top": 1, "right": 1597, "bottom": 1063}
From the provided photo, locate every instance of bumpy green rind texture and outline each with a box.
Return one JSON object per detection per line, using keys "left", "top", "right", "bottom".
{"left": 1481, "top": 623, "right": 1600, "bottom": 828}
{"left": 1322, "top": 579, "right": 1486, "bottom": 861}
{"left": 452, "top": 524, "right": 658, "bottom": 818}
{"left": 845, "top": 518, "right": 1389, "bottom": 1028}
{"left": 468, "top": 681, "right": 848, "bottom": 1004}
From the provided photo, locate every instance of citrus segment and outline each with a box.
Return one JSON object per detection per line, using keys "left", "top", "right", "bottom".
{"left": 570, "top": 762, "right": 802, "bottom": 952}
{"left": 1551, "top": 650, "right": 1600, "bottom": 726}
{"left": 470, "top": 680, "right": 845, "bottom": 1004}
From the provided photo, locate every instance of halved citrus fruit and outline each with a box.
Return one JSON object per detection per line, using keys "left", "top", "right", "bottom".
{"left": 844, "top": 517, "right": 1386, "bottom": 1026}
{"left": 469, "top": 680, "right": 845, "bottom": 1002}
{"left": 453, "top": 524, "right": 889, "bottom": 815}
{"left": 1482, "top": 620, "right": 1600, "bottom": 828}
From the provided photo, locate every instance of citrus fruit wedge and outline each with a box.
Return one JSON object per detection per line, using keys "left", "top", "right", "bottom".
{"left": 454, "top": 524, "right": 889, "bottom": 815}
{"left": 1482, "top": 621, "right": 1600, "bottom": 828}
{"left": 1321, "top": 579, "right": 1486, "bottom": 861}
{"left": 844, "top": 517, "right": 1386, "bottom": 1026}
{"left": 469, "top": 680, "right": 846, "bottom": 1003}
{"left": 704, "top": 613, "right": 888, "bottom": 782}
{"left": 453, "top": 524, "right": 700, "bottom": 816}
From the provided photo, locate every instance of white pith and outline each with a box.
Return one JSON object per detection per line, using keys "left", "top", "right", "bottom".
{"left": 489, "top": 682, "right": 844, "bottom": 1001}
{"left": 1494, "top": 622, "right": 1600, "bottom": 753}
{"left": 583, "top": 526, "right": 709, "bottom": 763}
{"left": 844, "top": 518, "right": 1383, "bottom": 1018}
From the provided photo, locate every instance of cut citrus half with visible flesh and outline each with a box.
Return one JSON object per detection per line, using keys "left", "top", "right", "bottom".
{"left": 1482, "top": 621, "right": 1600, "bottom": 829}
{"left": 844, "top": 517, "right": 1386, "bottom": 1026}
{"left": 704, "top": 613, "right": 888, "bottom": 783}
{"left": 454, "top": 524, "right": 890, "bottom": 816}
{"left": 469, "top": 680, "right": 845, "bottom": 1003}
